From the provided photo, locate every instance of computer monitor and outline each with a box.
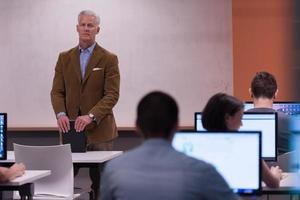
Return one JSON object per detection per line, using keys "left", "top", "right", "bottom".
{"left": 244, "top": 102, "right": 255, "bottom": 111}
{"left": 293, "top": 134, "right": 300, "bottom": 174}
{"left": 195, "top": 112, "right": 277, "bottom": 161}
{"left": 245, "top": 101, "right": 300, "bottom": 132}
{"left": 0, "top": 113, "right": 7, "bottom": 160}
{"left": 172, "top": 131, "right": 261, "bottom": 194}
{"left": 245, "top": 101, "right": 300, "bottom": 115}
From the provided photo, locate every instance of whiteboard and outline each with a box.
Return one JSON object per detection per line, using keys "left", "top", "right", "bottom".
{"left": 0, "top": 0, "right": 233, "bottom": 128}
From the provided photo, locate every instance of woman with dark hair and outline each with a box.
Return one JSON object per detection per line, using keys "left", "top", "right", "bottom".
{"left": 202, "top": 93, "right": 244, "bottom": 131}
{"left": 202, "top": 93, "right": 282, "bottom": 188}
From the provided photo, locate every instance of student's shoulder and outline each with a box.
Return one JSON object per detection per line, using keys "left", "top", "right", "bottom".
{"left": 104, "top": 147, "right": 142, "bottom": 169}
{"left": 176, "top": 152, "right": 232, "bottom": 192}
{"left": 173, "top": 151, "right": 226, "bottom": 177}
{"left": 174, "top": 150, "right": 216, "bottom": 171}
{"left": 246, "top": 107, "right": 274, "bottom": 113}
{"left": 276, "top": 110, "right": 289, "bottom": 118}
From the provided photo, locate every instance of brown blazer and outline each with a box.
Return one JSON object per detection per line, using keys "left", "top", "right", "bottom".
{"left": 50, "top": 43, "right": 120, "bottom": 144}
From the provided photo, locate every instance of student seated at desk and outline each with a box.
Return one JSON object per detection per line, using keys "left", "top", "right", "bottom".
{"left": 0, "top": 163, "right": 25, "bottom": 182}
{"left": 101, "top": 91, "right": 238, "bottom": 200}
{"left": 247, "top": 71, "right": 292, "bottom": 154}
{"left": 202, "top": 93, "right": 282, "bottom": 188}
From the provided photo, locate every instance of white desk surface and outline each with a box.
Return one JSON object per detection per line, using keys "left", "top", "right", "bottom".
{"left": 71, "top": 151, "right": 123, "bottom": 163}
{"left": 0, "top": 170, "right": 50, "bottom": 186}
{"left": 280, "top": 172, "right": 300, "bottom": 187}
{"left": 1, "top": 151, "right": 123, "bottom": 163}
{"left": 263, "top": 172, "right": 300, "bottom": 193}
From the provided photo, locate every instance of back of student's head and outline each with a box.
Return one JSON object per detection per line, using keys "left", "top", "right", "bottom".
{"left": 136, "top": 91, "right": 178, "bottom": 139}
{"left": 251, "top": 71, "right": 277, "bottom": 99}
{"left": 202, "top": 93, "right": 244, "bottom": 131}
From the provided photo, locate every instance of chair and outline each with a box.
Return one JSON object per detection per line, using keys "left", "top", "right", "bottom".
{"left": 13, "top": 143, "right": 84, "bottom": 200}
{"left": 277, "top": 151, "right": 298, "bottom": 172}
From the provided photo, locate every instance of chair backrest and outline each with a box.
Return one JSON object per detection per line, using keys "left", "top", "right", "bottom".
{"left": 277, "top": 151, "right": 297, "bottom": 172}
{"left": 13, "top": 143, "right": 74, "bottom": 198}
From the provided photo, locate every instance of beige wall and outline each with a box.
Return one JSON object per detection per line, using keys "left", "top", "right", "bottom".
{"left": 0, "top": 0, "right": 233, "bottom": 128}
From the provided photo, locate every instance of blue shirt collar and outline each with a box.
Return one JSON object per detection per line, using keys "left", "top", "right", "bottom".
{"left": 79, "top": 42, "right": 96, "bottom": 53}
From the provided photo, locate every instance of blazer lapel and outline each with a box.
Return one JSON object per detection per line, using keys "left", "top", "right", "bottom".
{"left": 70, "top": 47, "right": 82, "bottom": 83}
{"left": 82, "top": 44, "right": 103, "bottom": 85}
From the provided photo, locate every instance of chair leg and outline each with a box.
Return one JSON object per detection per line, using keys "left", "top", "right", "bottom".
{"left": 89, "top": 189, "right": 99, "bottom": 200}
{"left": 18, "top": 183, "right": 34, "bottom": 200}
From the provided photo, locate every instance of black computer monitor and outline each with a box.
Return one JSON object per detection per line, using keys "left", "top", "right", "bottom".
{"left": 195, "top": 112, "right": 277, "bottom": 161}
{"left": 0, "top": 113, "right": 7, "bottom": 160}
{"left": 172, "top": 131, "right": 261, "bottom": 195}
{"left": 245, "top": 101, "right": 300, "bottom": 132}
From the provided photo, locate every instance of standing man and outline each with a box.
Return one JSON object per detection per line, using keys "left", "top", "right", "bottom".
{"left": 51, "top": 10, "right": 120, "bottom": 200}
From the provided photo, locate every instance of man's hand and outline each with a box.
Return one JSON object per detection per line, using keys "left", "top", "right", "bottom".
{"left": 75, "top": 115, "right": 92, "bottom": 132}
{"left": 57, "top": 115, "right": 70, "bottom": 133}
{"left": 270, "top": 165, "right": 283, "bottom": 181}
{"left": 8, "top": 163, "right": 26, "bottom": 180}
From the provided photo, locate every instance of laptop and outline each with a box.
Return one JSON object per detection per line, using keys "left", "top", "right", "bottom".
{"left": 62, "top": 121, "right": 87, "bottom": 153}
{"left": 172, "top": 131, "right": 262, "bottom": 195}
{"left": 195, "top": 112, "right": 277, "bottom": 161}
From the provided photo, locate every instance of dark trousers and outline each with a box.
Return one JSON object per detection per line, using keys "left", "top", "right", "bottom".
{"left": 74, "top": 140, "right": 114, "bottom": 199}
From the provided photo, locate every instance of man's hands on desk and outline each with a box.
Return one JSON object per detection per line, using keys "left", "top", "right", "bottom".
{"left": 0, "top": 163, "right": 26, "bottom": 182}
{"left": 57, "top": 115, "right": 92, "bottom": 133}
{"left": 8, "top": 163, "right": 26, "bottom": 181}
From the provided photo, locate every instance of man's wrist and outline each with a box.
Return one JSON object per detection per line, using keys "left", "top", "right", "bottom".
{"left": 88, "top": 113, "right": 96, "bottom": 121}
{"left": 56, "top": 112, "right": 66, "bottom": 119}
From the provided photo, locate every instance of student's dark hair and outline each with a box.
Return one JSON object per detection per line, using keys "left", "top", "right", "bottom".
{"left": 136, "top": 91, "right": 178, "bottom": 139}
{"left": 202, "top": 93, "right": 244, "bottom": 131}
{"left": 251, "top": 71, "right": 277, "bottom": 99}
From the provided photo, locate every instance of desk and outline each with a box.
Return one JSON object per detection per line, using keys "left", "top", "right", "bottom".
{"left": 263, "top": 172, "right": 300, "bottom": 194}
{"left": 0, "top": 151, "right": 122, "bottom": 199}
{"left": 1, "top": 150, "right": 123, "bottom": 165}
{"left": 72, "top": 151, "right": 123, "bottom": 168}
{"left": 0, "top": 170, "right": 50, "bottom": 200}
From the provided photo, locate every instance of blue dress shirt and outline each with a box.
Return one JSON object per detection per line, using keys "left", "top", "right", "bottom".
{"left": 79, "top": 43, "right": 96, "bottom": 79}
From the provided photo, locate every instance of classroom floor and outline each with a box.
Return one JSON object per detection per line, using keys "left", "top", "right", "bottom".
{"left": 74, "top": 168, "right": 92, "bottom": 200}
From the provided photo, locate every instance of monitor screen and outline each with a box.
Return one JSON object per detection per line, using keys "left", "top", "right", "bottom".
{"left": 0, "top": 113, "right": 7, "bottom": 160}
{"left": 293, "top": 134, "right": 300, "bottom": 175}
{"left": 195, "top": 112, "right": 277, "bottom": 160}
{"left": 172, "top": 131, "right": 261, "bottom": 194}
{"left": 245, "top": 101, "right": 300, "bottom": 132}
{"left": 245, "top": 101, "right": 300, "bottom": 115}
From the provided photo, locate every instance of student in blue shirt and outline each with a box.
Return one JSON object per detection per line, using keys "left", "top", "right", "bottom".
{"left": 101, "top": 91, "right": 238, "bottom": 200}
{"left": 248, "top": 71, "right": 292, "bottom": 154}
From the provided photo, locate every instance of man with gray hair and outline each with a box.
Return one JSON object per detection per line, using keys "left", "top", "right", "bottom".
{"left": 51, "top": 10, "right": 120, "bottom": 200}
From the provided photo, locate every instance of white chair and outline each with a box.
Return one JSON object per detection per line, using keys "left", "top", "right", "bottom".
{"left": 13, "top": 143, "right": 84, "bottom": 200}
{"left": 277, "top": 151, "right": 298, "bottom": 172}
